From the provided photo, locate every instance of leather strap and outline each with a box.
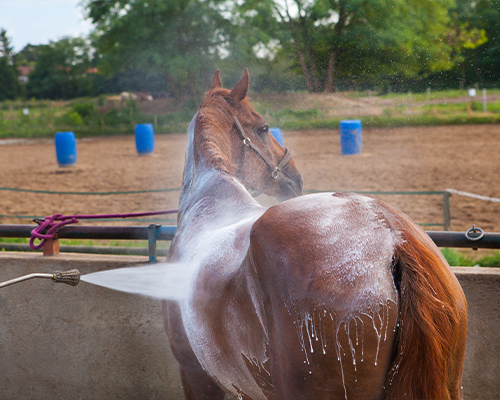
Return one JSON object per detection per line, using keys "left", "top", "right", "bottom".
{"left": 233, "top": 115, "right": 291, "bottom": 180}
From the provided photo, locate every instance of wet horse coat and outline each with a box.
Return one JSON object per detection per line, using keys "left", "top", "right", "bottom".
{"left": 163, "top": 70, "right": 467, "bottom": 400}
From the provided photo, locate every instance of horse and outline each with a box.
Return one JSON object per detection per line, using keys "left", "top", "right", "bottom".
{"left": 163, "top": 69, "right": 468, "bottom": 400}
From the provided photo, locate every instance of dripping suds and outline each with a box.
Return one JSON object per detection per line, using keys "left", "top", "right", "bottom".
{"left": 287, "top": 299, "right": 396, "bottom": 400}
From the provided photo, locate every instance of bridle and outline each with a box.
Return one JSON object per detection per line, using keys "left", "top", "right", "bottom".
{"left": 232, "top": 115, "right": 292, "bottom": 181}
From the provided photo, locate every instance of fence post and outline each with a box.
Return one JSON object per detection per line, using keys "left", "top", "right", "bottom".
{"left": 9, "top": 102, "right": 13, "bottom": 131}
{"left": 43, "top": 238, "right": 60, "bottom": 256}
{"left": 49, "top": 101, "right": 54, "bottom": 129}
{"left": 483, "top": 88, "right": 487, "bottom": 112}
{"left": 148, "top": 224, "right": 161, "bottom": 263}
{"left": 443, "top": 191, "right": 451, "bottom": 231}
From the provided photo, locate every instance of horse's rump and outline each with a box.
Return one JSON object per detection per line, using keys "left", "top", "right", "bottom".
{"left": 249, "top": 192, "right": 401, "bottom": 399}
{"left": 248, "top": 192, "right": 467, "bottom": 400}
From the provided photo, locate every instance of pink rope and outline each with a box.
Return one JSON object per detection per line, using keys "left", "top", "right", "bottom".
{"left": 30, "top": 210, "right": 178, "bottom": 250}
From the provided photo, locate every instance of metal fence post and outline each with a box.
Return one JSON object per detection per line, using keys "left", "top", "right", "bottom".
{"left": 443, "top": 191, "right": 451, "bottom": 231}
{"left": 148, "top": 224, "right": 162, "bottom": 263}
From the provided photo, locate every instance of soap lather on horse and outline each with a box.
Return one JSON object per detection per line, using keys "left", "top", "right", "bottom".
{"left": 162, "top": 69, "right": 468, "bottom": 400}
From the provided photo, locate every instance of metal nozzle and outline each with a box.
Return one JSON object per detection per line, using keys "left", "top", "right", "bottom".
{"left": 0, "top": 269, "right": 81, "bottom": 289}
{"left": 52, "top": 269, "right": 80, "bottom": 286}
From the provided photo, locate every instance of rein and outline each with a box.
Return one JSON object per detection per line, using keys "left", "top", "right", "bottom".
{"left": 232, "top": 115, "right": 292, "bottom": 180}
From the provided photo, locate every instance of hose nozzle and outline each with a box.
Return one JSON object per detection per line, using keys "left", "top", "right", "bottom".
{"left": 52, "top": 269, "right": 80, "bottom": 286}
{"left": 0, "top": 269, "right": 81, "bottom": 289}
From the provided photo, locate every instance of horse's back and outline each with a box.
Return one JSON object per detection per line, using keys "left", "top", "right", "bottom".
{"left": 249, "top": 192, "right": 400, "bottom": 399}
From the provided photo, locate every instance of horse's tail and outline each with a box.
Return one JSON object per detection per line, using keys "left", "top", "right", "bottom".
{"left": 386, "top": 216, "right": 468, "bottom": 400}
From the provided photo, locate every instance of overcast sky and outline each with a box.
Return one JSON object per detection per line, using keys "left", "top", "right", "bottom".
{"left": 0, "top": 0, "right": 94, "bottom": 52}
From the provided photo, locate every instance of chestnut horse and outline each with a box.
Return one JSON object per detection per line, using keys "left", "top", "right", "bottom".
{"left": 163, "top": 69, "right": 467, "bottom": 400}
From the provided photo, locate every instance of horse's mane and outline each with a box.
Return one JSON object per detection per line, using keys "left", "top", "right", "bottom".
{"left": 195, "top": 88, "right": 254, "bottom": 175}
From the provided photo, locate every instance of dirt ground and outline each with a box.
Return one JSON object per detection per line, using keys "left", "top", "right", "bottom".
{"left": 1, "top": 124, "right": 499, "bottom": 237}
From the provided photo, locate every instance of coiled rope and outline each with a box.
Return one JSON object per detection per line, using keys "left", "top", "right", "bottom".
{"left": 30, "top": 210, "right": 178, "bottom": 250}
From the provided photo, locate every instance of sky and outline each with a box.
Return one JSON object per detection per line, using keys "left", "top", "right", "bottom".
{"left": 0, "top": 0, "right": 94, "bottom": 52}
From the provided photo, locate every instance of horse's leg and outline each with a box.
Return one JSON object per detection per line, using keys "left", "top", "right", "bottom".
{"left": 179, "top": 363, "right": 226, "bottom": 400}
{"left": 163, "top": 301, "right": 226, "bottom": 400}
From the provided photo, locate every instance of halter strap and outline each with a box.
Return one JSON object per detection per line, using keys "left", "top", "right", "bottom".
{"left": 233, "top": 115, "right": 291, "bottom": 180}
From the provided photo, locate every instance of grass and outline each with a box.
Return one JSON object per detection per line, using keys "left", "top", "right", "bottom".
{"left": 1, "top": 87, "right": 500, "bottom": 139}
{"left": 375, "top": 88, "right": 500, "bottom": 102}
{"left": 441, "top": 248, "right": 500, "bottom": 268}
{"left": 2, "top": 236, "right": 499, "bottom": 267}
{"left": 261, "top": 108, "right": 500, "bottom": 131}
{"left": 0, "top": 98, "right": 194, "bottom": 139}
{"left": 0, "top": 237, "right": 169, "bottom": 249}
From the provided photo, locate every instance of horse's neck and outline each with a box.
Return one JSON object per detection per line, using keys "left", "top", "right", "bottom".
{"left": 178, "top": 113, "right": 262, "bottom": 229}
{"left": 179, "top": 168, "right": 261, "bottom": 226}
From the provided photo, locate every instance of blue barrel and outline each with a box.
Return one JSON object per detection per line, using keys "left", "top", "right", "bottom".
{"left": 135, "top": 123, "right": 155, "bottom": 155}
{"left": 340, "top": 120, "right": 362, "bottom": 155}
{"left": 270, "top": 128, "right": 284, "bottom": 145}
{"left": 55, "top": 131, "right": 77, "bottom": 166}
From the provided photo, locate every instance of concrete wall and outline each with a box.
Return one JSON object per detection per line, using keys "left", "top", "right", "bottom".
{"left": 454, "top": 267, "right": 500, "bottom": 400}
{"left": 0, "top": 253, "right": 498, "bottom": 399}
{"left": 0, "top": 252, "right": 183, "bottom": 400}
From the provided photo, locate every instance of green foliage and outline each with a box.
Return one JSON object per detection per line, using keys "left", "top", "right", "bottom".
{"left": 484, "top": 101, "right": 500, "bottom": 112}
{"left": 2, "top": 87, "right": 500, "bottom": 139}
{"left": 441, "top": 248, "right": 474, "bottom": 266}
{"left": 0, "top": 58, "right": 18, "bottom": 100}
{"left": 85, "top": 0, "right": 229, "bottom": 100}
{"left": 2, "top": 0, "right": 499, "bottom": 100}
{"left": 0, "top": 237, "right": 169, "bottom": 251}
{"left": 451, "top": 0, "right": 500, "bottom": 85}
{"left": 66, "top": 111, "right": 84, "bottom": 126}
{"left": 236, "top": 0, "right": 454, "bottom": 92}
{"left": 0, "top": 28, "right": 20, "bottom": 100}
{"left": 26, "top": 37, "right": 94, "bottom": 99}
{"left": 72, "top": 101, "right": 96, "bottom": 120}
{"left": 474, "top": 252, "right": 500, "bottom": 268}
{"left": 441, "top": 248, "right": 500, "bottom": 268}
{"left": 266, "top": 107, "right": 323, "bottom": 126}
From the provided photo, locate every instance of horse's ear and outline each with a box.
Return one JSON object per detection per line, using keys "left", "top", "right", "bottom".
{"left": 210, "top": 69, "right": 222, "bottom": 91}
{"left": 229, "top": 68, "right": 249, "bottom": 103}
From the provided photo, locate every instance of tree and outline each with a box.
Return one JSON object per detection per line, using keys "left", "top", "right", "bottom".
{"left": 0, "top": 28, "right": 20, "bottom": 100}
{"left": 462, "top": 0, "right": 500, "bottom": 85}
{"left": 26, "top": 37, "right": 94, "bottom": 99}
{"left": 238, "top": 0, "right": 454, "bottom": 92}
{"left": 14, "top": 44, "right": 40, "bottom": 67}
{"left": 445, "top": 0, "right": 488, "bottom": 88}
{"left": 85, "top": 0, "right": 231, "bottom": 102}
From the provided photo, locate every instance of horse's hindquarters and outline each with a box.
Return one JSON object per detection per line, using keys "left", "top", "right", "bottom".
{"left": 249, "top": 193, "right": 400, "bottom": 399}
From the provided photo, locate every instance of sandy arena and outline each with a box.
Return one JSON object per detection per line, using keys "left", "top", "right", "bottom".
{"left": 1, "top": 124, "right": 499, "bottom": 237}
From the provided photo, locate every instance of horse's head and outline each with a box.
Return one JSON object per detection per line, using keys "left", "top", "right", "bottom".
{"left": 193, "top": 69, "right": 303, "bottom": 202}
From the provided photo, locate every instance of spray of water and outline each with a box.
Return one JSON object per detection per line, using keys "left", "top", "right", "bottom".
{"left": 80, "top": 262, "right": 197, "bottom": 301}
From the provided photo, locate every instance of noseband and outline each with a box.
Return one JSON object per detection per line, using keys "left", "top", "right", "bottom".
{"left": 233, "top": 115, "right": 292, "bottom": 180}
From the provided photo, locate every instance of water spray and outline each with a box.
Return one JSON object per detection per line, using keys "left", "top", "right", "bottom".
{"left": 0, "top": 269, "right": 80, "bottom": 289}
